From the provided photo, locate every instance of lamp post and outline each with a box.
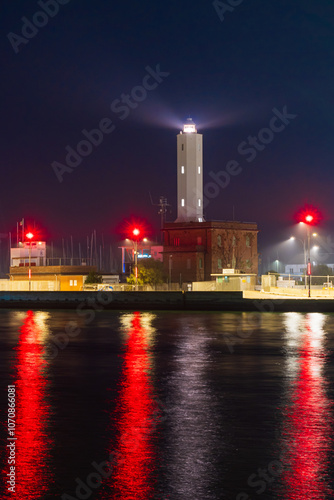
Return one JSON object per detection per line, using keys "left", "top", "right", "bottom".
{"left": 26, "top": 232, "right": 34, "bottom": 291}
{"left": 290, "top": 231, "right": 317, "bottom": 290}
{"left": 132, "top": 228, "right": 140, "bottom": 291}
{"left": 304, "top": 213, "right": 315, "bottom": 298}
{"left": 169, "top": 255, "right": 173, "bottom": 290}
{"left": 290, "top": 236, "right": 307, "bottom": 288}
{"left": 306, "top": 224, "right": 311, "bottom": 297}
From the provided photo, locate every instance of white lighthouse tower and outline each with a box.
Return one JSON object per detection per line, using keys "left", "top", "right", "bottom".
{"left": 176, "top": 118, "right": 204, "bottom": 222}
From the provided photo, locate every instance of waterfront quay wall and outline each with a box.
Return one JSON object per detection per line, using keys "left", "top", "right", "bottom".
{"left": 1, "top": 291, "right": 334, "bottom": 312}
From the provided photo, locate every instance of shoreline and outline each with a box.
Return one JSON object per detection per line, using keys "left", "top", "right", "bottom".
{"left": 0, "top": 291, "right": 334, "bottom": 313}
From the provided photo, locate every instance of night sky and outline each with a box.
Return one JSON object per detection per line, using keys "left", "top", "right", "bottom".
{"left": 2, "top": 0, "right": 334, "bottom": 260}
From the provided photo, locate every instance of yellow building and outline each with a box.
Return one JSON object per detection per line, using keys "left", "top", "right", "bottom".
{"left": 9, "top": 265, "right": 97, "bottom": 291}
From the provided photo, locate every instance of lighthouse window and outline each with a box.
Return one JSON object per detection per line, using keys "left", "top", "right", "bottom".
{"left": 182, "top": 144, "right": 184, "bottom": 151}
{"left": 181, "top": 166, "right": 185, "bottom": 174}
{"left": 181, "top": 199, "right": 185, "bottom": 207}
{"left": 198, "top": 166, "right": 201, "bottom": 174}
{"left": 198, "top": 199, "right": 201, "bottom": 207}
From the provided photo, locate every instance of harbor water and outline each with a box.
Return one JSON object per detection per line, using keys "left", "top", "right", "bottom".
{"left": 0, "top": 309, "right": 334, "bottom": 499}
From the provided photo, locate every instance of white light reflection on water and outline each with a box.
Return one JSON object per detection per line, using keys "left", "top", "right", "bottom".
{"left": 162, "top": 316, "right": 222, "bottom": 499}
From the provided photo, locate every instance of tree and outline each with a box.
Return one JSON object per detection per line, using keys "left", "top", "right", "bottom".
{"left": 127, "top": 258, "right": 166, "bottom": 286}
{"left": 217, "top": 230, "right": 250, "bottom": 271}
{"left": 311, "top": 264, "right": 333, "bottom": 285}
{"left": 85, "top": 271, "right": 102, "bottom": 284}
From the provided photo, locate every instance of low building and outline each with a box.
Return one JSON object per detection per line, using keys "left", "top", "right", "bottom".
{"left": 9, "top": 265, "right": 96, "bottom": 291}
{"left": 162, "top": 220, "right": 258, "bottom": 283}
{"left": 11, "top": 241, "right": 46, "bottom": 267}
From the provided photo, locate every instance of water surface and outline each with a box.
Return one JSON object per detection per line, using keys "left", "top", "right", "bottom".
{"left": 0, "top": 309, "right": 333, "bottom": 499}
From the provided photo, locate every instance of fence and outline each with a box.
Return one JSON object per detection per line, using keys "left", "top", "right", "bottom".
{"left": 83, "top": 283, "right": 182, "bottom": 292}
{"left": 262, "top": 273, "right": 334, "bottom": 296}
{"left": 0, "top": 280, "right": 59, "bottom": 291}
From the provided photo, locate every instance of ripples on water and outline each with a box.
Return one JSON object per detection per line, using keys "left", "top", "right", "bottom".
{"left": 0, "top": 310, "right": 333, "bottom": 499}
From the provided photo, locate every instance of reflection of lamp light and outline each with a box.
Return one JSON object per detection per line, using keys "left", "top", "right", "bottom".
{"left": 110, "top": 312, "right": 154, "bottom": 499}
{"left": 282, "top": 313, "right": 332, "bottom": 498}
{"left": 15, "top": 311, "right": 52, "bottom": 498}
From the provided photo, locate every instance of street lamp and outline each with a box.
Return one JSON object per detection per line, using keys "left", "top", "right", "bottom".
{"left": 26, "top": 232, "right": 34, "bottom": 291}
{"left": 290, "top": 232, "right": 317, "bottom": 290}
{"left": 132, "top": 228, "right": 140, "bottom": 291}
{"left": 299, "top": 215, "right": 317, "bottom": 297}
{"left": 290, "top": 236, "right": 307, "bottom": 288}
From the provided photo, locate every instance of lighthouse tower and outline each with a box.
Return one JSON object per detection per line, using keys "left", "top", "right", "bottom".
{"left": 176, "top": 118, "right": 204, "bottom": 222}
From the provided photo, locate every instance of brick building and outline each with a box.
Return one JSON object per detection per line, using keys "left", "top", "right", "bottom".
{"left": 162, "top": 220, "right": 258, "bottom": 283}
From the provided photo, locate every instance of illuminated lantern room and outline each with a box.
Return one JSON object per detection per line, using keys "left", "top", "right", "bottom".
{"left": 183, "top": 118, "right": 197, "bottom": 134}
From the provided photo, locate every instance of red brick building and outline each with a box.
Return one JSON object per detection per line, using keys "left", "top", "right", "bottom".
{"left": 162, "top": 220, "right": 258, "bottom": 283}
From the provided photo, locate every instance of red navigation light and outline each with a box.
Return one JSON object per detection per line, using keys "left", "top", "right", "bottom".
{"left": 295, "top": 205, "right": 321, "bottom": 226}
{"left": 26, "top": 232, "right": 34, "bottom": 240}
{"left": 132, "top": 228, "right": 140, "bottom": 237}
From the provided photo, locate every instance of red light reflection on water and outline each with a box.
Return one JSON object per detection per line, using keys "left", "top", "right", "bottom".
{"left": 3, "top": 311, "right": 51, "bottom": 499}
{"left": 103, "top": 312, "right": 157, "bottom": 499}
{"left": 282, "top": 314, "right": 332, "bottom": 499}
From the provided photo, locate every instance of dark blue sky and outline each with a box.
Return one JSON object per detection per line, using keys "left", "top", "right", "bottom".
{"left": 2, "top": 0, "right": 334, "bottom": 251}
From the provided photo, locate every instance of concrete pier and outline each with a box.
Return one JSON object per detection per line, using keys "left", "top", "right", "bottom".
{"left": 0, "top": 291, "right": 334, "bottom": 312}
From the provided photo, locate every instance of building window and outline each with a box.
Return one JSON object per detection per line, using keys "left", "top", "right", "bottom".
{"left": 198, "top": 166, "right": 201, "bottom": 174}
{"left": 218, "top": 259, "right": 222, "bottom": 269}
{"left": 289, "top": 268, "right": 293, "bottom": 274}
{"left": 181, "top": 199, "right": 185, "bottom": 207}
{"left": 199, "top": 258, "right": 203, "bottom": 269}
{"left": 173, "top": 237, "right": 180, "bottom": 246}
{"left": 246, "top": 259, "right": 251, "bottom": 269}
{"left": 70, "top": 280, "right": 73, "bottom": 286}
{"left": 232, "top": 236, "right": 236, "bottom": 247}
{"left": 181, "top": 166, "right": 185, "bottom": 174}
{"left": 198, "top": 198, "right": 201, "bottom": 207}
{"left": 217, "top": 235, "right": 222, "bottom": 248}
{"left": 182, "top": 144, "right": 184, "bottom": 151}
{"left": 246, "top": 235, "right": 251, "bottom": 247}
{"left": 197, "top": 236, "right": 202, "bottom": 245}
{"left": 300, "top": 268, "right": 304, "bottom": 273}
{"left": 187, "top": 258, "right": 191, "bottom": 269}
{"left": 74, "top": 280, "right": 77, "bottom": 286}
